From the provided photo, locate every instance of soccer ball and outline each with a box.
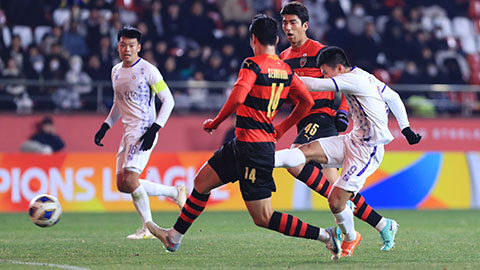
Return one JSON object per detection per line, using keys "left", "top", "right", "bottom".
{"left": 28, "top": 194, "right": 62, "bottom": 227}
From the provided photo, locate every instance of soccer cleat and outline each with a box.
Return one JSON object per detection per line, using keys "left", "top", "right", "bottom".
{"left": 146, "top": 221, "right": 180, "bottom": 252}
{"left": 325, "top": 227, "right": 342, "bottom": 261}
{"left": 379, "top": 219, "right": 399, "bottom": 251}
{"left": 341, "top": 231, "right": 362, "bottom": 257}
{"left": 174, "top": 185, "right": 188, "bottom": 209}
{"left": 126, "top": 227, "right": 155, "bottom": 240}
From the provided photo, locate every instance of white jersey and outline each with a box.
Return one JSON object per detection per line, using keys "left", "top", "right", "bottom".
{"left": 301, "top": 67, "right": 410, "bottom": 146}
{"left": 111, "top": 58, "right": 164, "bottom": 132}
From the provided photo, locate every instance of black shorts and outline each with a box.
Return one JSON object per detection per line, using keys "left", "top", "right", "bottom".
{"left": 208, "top": 139, "right": 276, "bottom": 201}
{"left": 293, "top": 113, "right": 338, "bottom": 145}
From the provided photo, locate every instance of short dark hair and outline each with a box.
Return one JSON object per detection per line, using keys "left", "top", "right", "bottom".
{"left": 117, "top": 26, "right": 142, "bottom": 43}
{"left": 316, "top": 46, "right": 351, "bottom": 69}
{"left": 249, "top": 14, "right": 278, "bottom": 46}
{"left": 280, "top": 1, "right": 309, "bottom": 24}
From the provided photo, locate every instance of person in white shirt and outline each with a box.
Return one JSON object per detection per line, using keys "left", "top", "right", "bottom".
{"left": 94, "top": 26, "right": 187, "bottom": 239}
{"left": 275, "top": 46, "right": 421, "bottom": 259}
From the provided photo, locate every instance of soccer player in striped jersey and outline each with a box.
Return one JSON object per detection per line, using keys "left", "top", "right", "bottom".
{"left": 146, "top": 15, "right": 342, "bottom": 259}
{"left": 276, "top": 46, "right": 421, "bottom": 257}
{"left": 280, "top": 1, "right": 398, "bottom": 251}
{"left": 93, "top": 26, "right": 187, "bottom": 240}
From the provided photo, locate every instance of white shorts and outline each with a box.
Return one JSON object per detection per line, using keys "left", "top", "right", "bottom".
{"left": 116, "top": 130, "right": 158, "bottom": 175}
{"left": 317, "top": 134, "right": 384, "bottom": 194}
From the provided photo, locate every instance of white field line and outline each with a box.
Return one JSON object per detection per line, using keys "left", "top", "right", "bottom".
{"left": 0, "top": 259, "right": 91, "bottom": 270}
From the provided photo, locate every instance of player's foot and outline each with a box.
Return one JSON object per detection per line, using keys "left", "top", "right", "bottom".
{"left": 126, "top": 226, "right": 154, "bottom": 240}
{"left": 174, "top": 185, "right": 187, "bottom": 209}
{"left": 379, "top": 219, "right": 398, "bottom": 251}
{"left": 145, "top": 221, "right": 180, "bottom": 252}
{"left": 341, "top": 231, "right": 362, "bottom": 257}
{"left": 325, "top": 227, "right": 342, "bottom": 261}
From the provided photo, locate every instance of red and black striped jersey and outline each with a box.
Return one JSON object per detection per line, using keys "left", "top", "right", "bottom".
{"left": 233, "top": 54, "right": 304, "bottom": 144}
{"left": 280, "top": 39, "right": 349, "bottom": 118}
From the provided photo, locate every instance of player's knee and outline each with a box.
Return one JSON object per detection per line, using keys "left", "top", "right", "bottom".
{"left": 328, "top": 195, "right": 344, "bottom": 213}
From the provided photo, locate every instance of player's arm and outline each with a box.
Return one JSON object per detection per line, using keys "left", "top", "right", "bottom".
{"left": 94, "top": 99, "right": 121, "bottom": 146}
{"left": 139, "top": 79, "right": 175, "bottom": 151}
{"left": 204, "top": 59, "right": 255, "bottom": 133}
{"left": 300, "top": 74, "right": 357, "bottom": 93}
{"left": 383, "top": 85, "right": 421, "bottom": 145}
{"left": 274, "top": 75, "right": 314, "bottom": 140}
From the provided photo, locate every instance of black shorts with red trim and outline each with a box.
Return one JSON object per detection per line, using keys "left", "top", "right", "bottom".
{"left": 293, "top": 113, "right": 338, "bottom": 145}
{"left": 208, "top": 139, "right": 276, "bottom": 201}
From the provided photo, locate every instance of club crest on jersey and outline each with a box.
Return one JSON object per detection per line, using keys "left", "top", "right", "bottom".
{"left": 300, "top": 53, "right": 307, "bottom": 68}
{"left": 132, "top": 75, "right": 136, "bottom": 80}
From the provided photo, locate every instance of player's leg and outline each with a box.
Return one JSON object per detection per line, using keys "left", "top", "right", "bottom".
{"left": 118, "top": 169, "right": 155, "bottom": 239}
{"left": 139, "top": 179, "right": 187, "bottom": 209}
{"left": 244, "top": 197, "right": 342, "bottom": 260}
{"left": 146, "top": 161, "right": 224, "bottom": 251}
{"left": 147, "top": 140, "right": 238, "bottom": 252}
{"left": 328, "top": 186, "right": 361, "bottom": 257}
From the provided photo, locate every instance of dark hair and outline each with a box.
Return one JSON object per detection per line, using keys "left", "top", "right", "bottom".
{"left": 249, "top": 14, "right": 278, "bottom": 46}
{"left": 117, "top": 26, "right": 142, "bottom": 43}
{"left": 316, "top": 46, "right": 351, "bottom": 69}
{"left": 280, "top": 1, "right": 309, "bottom": 24}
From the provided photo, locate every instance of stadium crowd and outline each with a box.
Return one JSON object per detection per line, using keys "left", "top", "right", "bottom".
{"left": 0, "top": 0, "right": 479, "bottom": 114}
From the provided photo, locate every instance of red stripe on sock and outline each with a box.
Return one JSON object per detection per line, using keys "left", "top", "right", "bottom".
{"left": 353, "top": 196, "right": 364, "bottom": 215}
{"left": 361, "top": 205, "right": 373, "bottom": 221}
{"left": 289, "top": 216, "right": 298, "bottom": 235}
{"left": 299, "top": 222, "right": 307, "bottom": 237}
{"left": 189, "top": 195, "right": 208, "bottom": 208}
{"left": 184, "top": 203, "right": 202, "bottom": 216}
{"left": 279, "top": 213, "right": 288, "bottom": 233}
{"left": 305, "top": 167, "right": 320, "bottom": 187}
{"left": 315, "top": 175, "right": 327, "bottom": 193}
{"left": 179, "top": 212, "right": 193, "bottom": 223}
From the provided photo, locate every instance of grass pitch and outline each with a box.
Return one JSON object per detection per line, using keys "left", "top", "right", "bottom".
{"left": 1, "top": 210, "right": 479, "bottom": 270}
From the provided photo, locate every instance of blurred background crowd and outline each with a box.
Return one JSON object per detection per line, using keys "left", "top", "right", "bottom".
{"left": 0, "top": 0, "right": 479, "bottom": 116}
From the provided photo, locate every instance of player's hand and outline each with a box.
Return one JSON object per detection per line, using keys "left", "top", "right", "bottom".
{"left": 140, "top": 123, "right": 161, "bottom": 151}
{"left": 335, "top": 110, "right": 349, "bottom": 132}
{"left": 402, "top": 127, "right": 422, "bottom": 145}
{"left": 94, "top": 123, "right": 110, "bottom": 146}
{"left": 203, "top": 119, "right": 216, "bottom": 134}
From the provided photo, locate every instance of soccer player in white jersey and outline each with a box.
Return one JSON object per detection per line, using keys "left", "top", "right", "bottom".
{"left": 93, "top": 26, "right": 187, "bottom": 239}
{"left": 275, "top": 46, "right": 421, "bottom": 259}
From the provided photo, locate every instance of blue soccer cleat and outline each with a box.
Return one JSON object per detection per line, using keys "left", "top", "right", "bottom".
{"left": 379, "top": 219, "right": 399, "bottom": 251}
{"left": 325, "top": 226, "right": 342, "bottom": 261}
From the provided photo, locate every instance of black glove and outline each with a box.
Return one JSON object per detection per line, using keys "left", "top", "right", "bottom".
{"left": 140, "top": 123, "right": 161, "bottom": 151}
{"left": 94, "top": 123, "right": 110, "bottom": 146}
{"left": 402, "top": 127, "right": 422, "bottom": 145}
{"left": 335, "top": 110, "right": 349, "bottom": 132}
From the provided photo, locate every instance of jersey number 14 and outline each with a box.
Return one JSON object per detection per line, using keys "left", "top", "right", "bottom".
{"left": 267, "top": 83, "right": 284, "bottom": 118}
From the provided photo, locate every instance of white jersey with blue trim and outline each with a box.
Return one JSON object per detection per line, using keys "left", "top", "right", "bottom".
{"left": 111, "top": 58, "right": 162, "bottom": 132}
{"left": 301, "top": 67, "right": 410, "bottom": 146}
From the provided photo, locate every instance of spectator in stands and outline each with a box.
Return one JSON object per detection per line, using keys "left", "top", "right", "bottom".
{"left": 62, "top": 21, "right": 88, "bottom": 56}
{"left": 53, "top": 55, "right": 90, "bottom": 111}
{"left": 21, "top": 116, "right": 65, "bottom": 154}
{"left": 1, "top": 57, "right": 31, "bottom": 112}
{"left": 183, "top": 1, "right": 216, "bottom": 46}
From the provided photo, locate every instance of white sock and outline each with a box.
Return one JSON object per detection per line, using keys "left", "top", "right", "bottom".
{"left": 139, "top": 179, "right": 177, "bottom": 199}
{"left": 375, "top": 217, "right": 387, "bottom": 232}
{"left": 275, "top": 148, "right": 306, "bottom": 168}
{"left": 333, "top": 206, "right": 356, "bottom": 242}
{"left": 131, "top": 185, "right": 152, "bottom": 226}
{"left": 318, "top": 228, "right": 330, "bottom": 243}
